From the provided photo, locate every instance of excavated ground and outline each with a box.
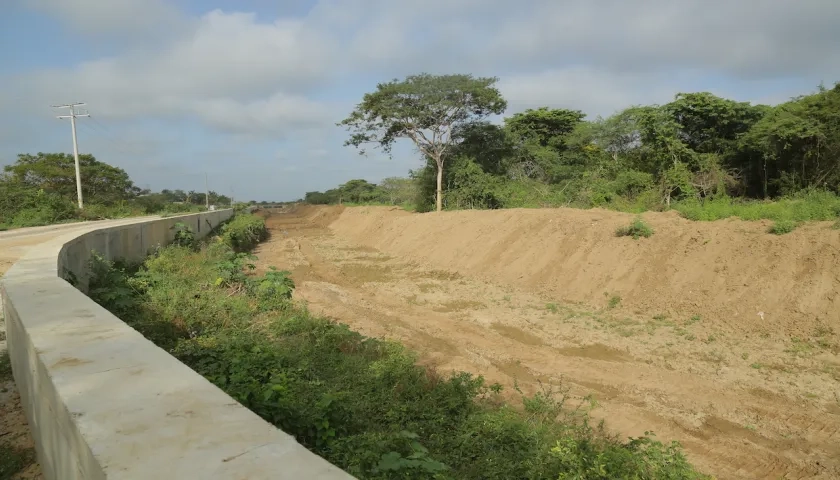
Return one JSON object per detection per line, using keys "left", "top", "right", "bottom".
{"left": 253, "top": 205, "right": 840, "bottom": 480}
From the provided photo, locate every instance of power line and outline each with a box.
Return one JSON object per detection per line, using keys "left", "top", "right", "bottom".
{"left": 53, "top": 102, "right": 89, "bottom": 209}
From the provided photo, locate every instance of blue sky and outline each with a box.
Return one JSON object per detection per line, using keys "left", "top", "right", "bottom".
{"left": 1, "top": 0, "right": 838, "bottom": 201}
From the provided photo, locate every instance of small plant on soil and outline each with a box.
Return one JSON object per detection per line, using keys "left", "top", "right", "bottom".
{"left": 608, "top": 295, "right": 621, "bottom": 309}
{"left": 616, "top": 217, "right": 654, "bottom": 239}
{"left": 768, "top": 219, "right": 798, "bottom": 235}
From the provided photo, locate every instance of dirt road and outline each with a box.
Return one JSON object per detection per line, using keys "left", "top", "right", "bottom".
{"left": 255, "top": 206, "right": 840, "bottom": 480}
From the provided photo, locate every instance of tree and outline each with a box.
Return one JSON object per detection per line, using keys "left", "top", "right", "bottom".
{"left": 339, "top": 179, "right": 378, "bottom": 203}
{"left": 4, "top": 153, "right": 138, "bottom": 205}
{"left": 339, "top": 73, "right": 507, "bottom": 211}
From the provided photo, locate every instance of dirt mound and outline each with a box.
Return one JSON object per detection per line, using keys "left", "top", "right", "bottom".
{"left": 329, "top": 206, "right": 840, "bottom": 339}
{"left": 257, "top": 206, "right": 840, "bottom": 479}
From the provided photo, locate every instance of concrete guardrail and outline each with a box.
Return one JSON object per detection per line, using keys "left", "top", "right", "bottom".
{"left": 1, "top": 210, "right": 354, "bottom": 479}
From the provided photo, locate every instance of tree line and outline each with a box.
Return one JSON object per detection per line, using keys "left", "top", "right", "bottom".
{"left": 305, "top": 74, "right": 840, "bottom": 215}
{"left": 0, "top": 153, "right": 231, "bottom": 228}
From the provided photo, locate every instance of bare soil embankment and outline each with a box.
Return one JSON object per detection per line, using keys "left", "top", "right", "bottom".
{"left": 255, "top": 205, "right": 840, "bottom": 480}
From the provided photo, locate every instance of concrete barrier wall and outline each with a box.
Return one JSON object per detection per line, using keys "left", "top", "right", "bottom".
{"left": 1, "top": 211, "right": 354, "bottom": 480}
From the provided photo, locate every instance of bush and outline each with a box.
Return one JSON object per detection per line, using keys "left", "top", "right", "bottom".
{"left": 86, "top": 227, "right": 708, "bottom": 480}
{"left": 768, "top": 219, "right": 798, "bottom": 235}
{"left": 220, "top": 214, "right": 269, "bottom": 251}
{"left": 616, "top": 217, "right": 654, "bottom": 239}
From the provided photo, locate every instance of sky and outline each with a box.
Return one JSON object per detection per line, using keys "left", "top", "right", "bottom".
{"left": 1, "top": 0, "right": 839, "bottom": 201}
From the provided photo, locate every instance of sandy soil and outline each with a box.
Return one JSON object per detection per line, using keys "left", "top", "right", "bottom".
{"left": 254, "top": 205, "right": 840, "bottom": 480}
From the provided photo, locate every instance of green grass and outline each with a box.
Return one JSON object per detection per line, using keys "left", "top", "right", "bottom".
{"left": 674, "top": 190, "right": 840, "bottom": 222}
{"left": 768, "top": 219, "right": 799, "bottom": 235}
{"left": 615, "top": 217, "right": 654, "bottom": 239}
{"left": 86, "top": 215, "right": 708, "bottom": 480}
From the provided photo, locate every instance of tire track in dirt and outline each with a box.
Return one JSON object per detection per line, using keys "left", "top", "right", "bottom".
{"left": 254, "top": 207, "right": 840, "bottom": 480}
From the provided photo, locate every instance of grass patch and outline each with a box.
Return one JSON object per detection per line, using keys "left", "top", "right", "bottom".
{"left": 674, "top": 190, "right": 840, "bottom": 222}
{"left": 0, "top": 444, "right": 35, "bottom": 479}
{"left": 87, "top": 215, "right": 708, "bottom": 480}
{"left": 768, "top": 219, "right": 799, "bottom": 235}
{"left": 615, "top": 216, "right": 653, "bottom": 239}
{"left": 0, "top": 353, "right": 38, "bottom": 478}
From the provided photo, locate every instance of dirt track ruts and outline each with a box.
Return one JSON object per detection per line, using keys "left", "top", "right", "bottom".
{"left": 255, "top": 205, "right": 840, "bottom": 480}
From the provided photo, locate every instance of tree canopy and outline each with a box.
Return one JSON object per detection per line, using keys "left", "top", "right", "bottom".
{"left": 339, "top": 73, "right": 507, "bottom": 211}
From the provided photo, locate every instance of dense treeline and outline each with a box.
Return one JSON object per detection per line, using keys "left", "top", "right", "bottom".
{"left": 0, "top": 153, "right": 232, "bottom": 228}
{"left": 317, "top": 80, "right": 840, "bottom": 220}
{"left": 305, "top": 177, "right": 417, "bottom": 207}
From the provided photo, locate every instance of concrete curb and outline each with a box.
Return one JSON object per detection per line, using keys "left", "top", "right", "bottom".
{"left": 1, "top": 211, "right": 354, "bottom": 479}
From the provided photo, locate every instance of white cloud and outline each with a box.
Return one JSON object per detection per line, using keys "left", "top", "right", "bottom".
{"left": 23, "top": 0, "right": 184, "bottom": 41}
{"left": 15, "top": 8, "right": 339, "bottom": 136}
{"left": 4, "top": 0, "right": 840, "bottom": 200}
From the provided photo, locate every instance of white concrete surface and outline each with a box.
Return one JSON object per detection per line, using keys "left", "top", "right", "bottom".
{"left": 1, "top": 211, "right": 355, "bottom": 479}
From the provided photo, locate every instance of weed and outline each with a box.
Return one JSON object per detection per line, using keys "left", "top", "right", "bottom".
{"left": 608, "top": 295, "right": 621, "bottom": 309}
{"left": 685, "top": 334, "right": 697, "bottom": 341}
{"left": 785, "top": 337, "right": 815, "bottom": 358}
{"left": 704, "top": 334, "right": 717, "bottom": 344}
{"left": 545, "top": 303, "right": 559, "bottom": 314}
{"left": 741, "top": 352, "right": 749, "bottom": 360}
{"left": 171, "top": 221, "right": 196, "bottom": 248}
{"left": 686, "top": 315, "right": 701, "bottom": 326}
{"left": 750, "top": 363, "right": 763, "bottom": 369}
{"left": 615, "top": 216, "right": 654, "bottom": 239}
{"left": 768, "top": 219, "right": 798, "bottom": 235}
{"left": 832, "top": 219, "right": 840, "bottom": 230}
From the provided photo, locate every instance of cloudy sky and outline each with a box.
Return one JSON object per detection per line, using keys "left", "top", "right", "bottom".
{"left": 1, "top": 0, "right": 838, "bottom": 201}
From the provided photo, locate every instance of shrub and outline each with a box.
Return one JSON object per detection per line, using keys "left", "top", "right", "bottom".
{"left": 768, "top": 219, "right": 798, "bottom": 235}
{"left": 220, "top": 214, "right": 269, "bottom": 251}
{"left": 616, "top": 217, "right": 654, "bottom": 239}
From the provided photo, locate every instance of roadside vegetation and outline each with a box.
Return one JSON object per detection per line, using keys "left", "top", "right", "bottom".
{"left": 0, "top": 152, "right": 235, "bottom": 230}
{"left": 88, "top": 213, "right": 707, "bottom": 480}
{"left": 0, "top": 353, "right": 37, "bottom": 479}
{"left": 306, "top": 76, "right": 840, "bottom": 228}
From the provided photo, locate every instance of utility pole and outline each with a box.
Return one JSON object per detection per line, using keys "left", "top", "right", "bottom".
{"left": 53, "top": 103, "right": 89, "bottom": 208}
{"left": 205, "top": 172, "right": 210, "bottom": 209}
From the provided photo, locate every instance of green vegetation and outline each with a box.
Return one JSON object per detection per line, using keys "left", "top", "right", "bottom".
{"left": 311, "top": 76, "right": 840, "bottom": 227}
{"left": 0, "top": 152, "right": 234, "bottom": 229}
{"left": 88, "top": 214, "right": 707, "bottom": 479}
{"left": 338, "top": 73, "right": 507, "bottom": 212}
{"left": 0, "top": 353, "right": 37, "bottom": 479}
{"left": 768, "top": 219, "right": 799, "bottom": 235}
{"left": 305, "top": 178, "right": 417, "bottom": 210}
{"left": 615, "top": 217, "right": 654, "bottom": 239}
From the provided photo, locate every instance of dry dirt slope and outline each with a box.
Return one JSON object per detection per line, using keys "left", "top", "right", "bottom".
{"left": 327, "top": 206, "right": 840, "bottom": 339}
{"left": 263, "top": 205, "right": 840, "bottom": 478}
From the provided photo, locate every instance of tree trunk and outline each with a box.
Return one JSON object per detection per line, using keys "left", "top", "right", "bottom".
{"left": 435, "top": 160, "right": 443, "bottom": 212}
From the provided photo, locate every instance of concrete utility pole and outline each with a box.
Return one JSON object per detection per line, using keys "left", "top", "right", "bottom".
{"left": 53, "top": 103, "right": 89, "bottom": 209}
{"left": 205, "top": 172, "right": 210, "bottom": 209}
